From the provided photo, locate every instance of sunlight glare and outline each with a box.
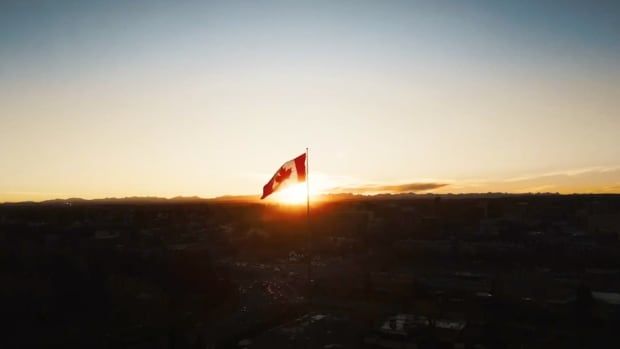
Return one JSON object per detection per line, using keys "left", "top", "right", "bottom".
{"left": 267, "top": 172, "right": 335, "bottom": 205}
{"left": 273, "top": 183, "right": 308, "bottom": 204}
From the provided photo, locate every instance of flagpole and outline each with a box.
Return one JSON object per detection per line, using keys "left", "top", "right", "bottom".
{"left": 306, "top": 147, "right": 312, "bottom": 290}
{"left": 306, "top": 147, "right": 310, "bottom": 221}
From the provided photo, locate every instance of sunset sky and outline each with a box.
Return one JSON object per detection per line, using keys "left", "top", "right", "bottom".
{"left": 1, "top": 1, "right": 619, "bottom": 202}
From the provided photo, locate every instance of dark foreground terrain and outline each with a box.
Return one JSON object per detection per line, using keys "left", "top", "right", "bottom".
{"left": 2, "top": 194, "right": 620, "bottom": 348}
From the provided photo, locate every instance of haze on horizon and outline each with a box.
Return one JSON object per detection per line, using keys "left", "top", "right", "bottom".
{"left": 1, "top": 0, "right": 619, "bottom": 202}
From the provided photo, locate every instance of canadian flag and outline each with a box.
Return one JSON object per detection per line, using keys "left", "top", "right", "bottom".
{"left": 261, "top": 153, "right": 307, "bottom": 199}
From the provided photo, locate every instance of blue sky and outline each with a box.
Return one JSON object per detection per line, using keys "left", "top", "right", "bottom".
{"left": 1, "top": 1, "right": 619, "bottom": 201}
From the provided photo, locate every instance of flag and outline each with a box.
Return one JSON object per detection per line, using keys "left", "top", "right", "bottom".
{"left": 261, "top": 153, "right": 307, "bottom": 199}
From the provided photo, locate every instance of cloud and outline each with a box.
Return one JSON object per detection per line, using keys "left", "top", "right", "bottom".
{"left": 499, "top": 166, "right": 620, "bottom": 193}
{"left": 330, "top": 182, "right": 448, "bottom": 194}
{"left": 320, "top": 165, "right": 620, "bottom": 195}
{"left": 322, "top": 165, "right": 620, "bottom": 194}
{"left": 505, "top": 165, "right": 620, "bottom": 183}
{"left": 430, "top": 165, "right": 620, "bottom": 194}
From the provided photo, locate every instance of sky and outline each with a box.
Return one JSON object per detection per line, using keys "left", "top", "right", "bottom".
{"left": 1, "top": 0, "right": 619, "bottom": 202}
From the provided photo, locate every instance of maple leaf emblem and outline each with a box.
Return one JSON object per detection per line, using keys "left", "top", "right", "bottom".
{"left": 275, "top": 167, "right": 292, "bottom": 184}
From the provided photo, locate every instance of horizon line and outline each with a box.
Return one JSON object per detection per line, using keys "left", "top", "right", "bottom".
{"left": 3, "top": 191, "right": 620, "bottom": 205}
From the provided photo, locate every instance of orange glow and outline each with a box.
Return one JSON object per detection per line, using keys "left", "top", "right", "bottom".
{"left": 269, "top": 174, "right": 331, "bottom": 205}
{"left": 272, "top": 183, "right": 308, "bottom": 205}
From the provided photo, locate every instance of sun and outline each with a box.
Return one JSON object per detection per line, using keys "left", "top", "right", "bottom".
{"left": 267, "top": 172, "right": 332, "bottom": 205}
{"left": 272, "top": 183, "right": 308, "bottom": 204}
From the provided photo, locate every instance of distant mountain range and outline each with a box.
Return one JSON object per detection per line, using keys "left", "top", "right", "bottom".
{"left": 3, "top": 192, "right": 615, "bottom": 206}
{"left": 1, "top": 195, "right": 263, "bottom": 206}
